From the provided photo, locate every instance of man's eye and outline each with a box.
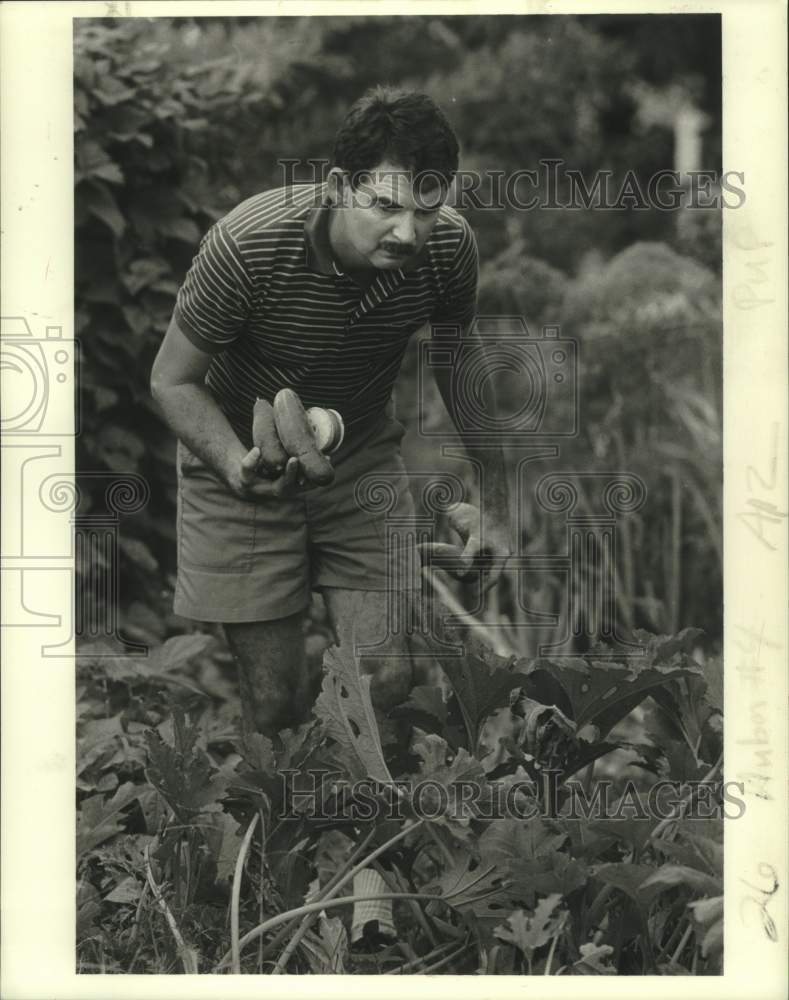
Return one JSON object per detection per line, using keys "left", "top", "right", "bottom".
{"left": 378, "top": 203, "right": 400, "bottom": 213}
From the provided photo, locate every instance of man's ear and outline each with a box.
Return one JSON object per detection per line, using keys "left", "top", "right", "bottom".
{"left": 326, "top": 167, "right": 349, "bottom": 207}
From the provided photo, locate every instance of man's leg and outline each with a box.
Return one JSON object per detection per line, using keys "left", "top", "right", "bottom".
{"left": 321, "top": 588, "right": 414, "bottom": 712}
{"left": 223, "top": 612, "right": 314, "bottom": 741}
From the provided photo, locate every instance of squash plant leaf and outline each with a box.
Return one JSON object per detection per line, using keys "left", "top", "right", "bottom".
{"left": 76, "top": 781, "right": 146, "bottom": 859}
{"left": 591, "top": 862, "right": 666, "bottom": 909}
{"left": 588, "top": 788, "right": 660, "bottom": 856}
{"left": 528, "top": 641, "right": 704, "bottom": 739}
{"left": 315, "top": 643, "right": 393, "bottom": 785}
{"left": 494, "top": 893, "right": 566, "bottom": 958}
{"left": 144, "top": 709, "right": 227, "bottom": 820}
{"left": 407, "top": 728, "right": 489, "bottom": 841}
{"left": 478, "top": 818, "right": 587, "bottom": 908}
{"left": 390, "top": 684, "right": 448, "bottom": 735}
{"left": 429, "top": 625, "right": 531, "bottom": 750}
{"left": 422, "top": 844, "right": 514, "bottom": 922}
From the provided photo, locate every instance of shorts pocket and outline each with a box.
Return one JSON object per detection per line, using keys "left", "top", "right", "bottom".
{"left": 178, "top": 464, "right": 256, "bottom": 573}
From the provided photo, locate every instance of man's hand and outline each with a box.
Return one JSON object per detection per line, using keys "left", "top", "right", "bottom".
{"left": 226, "top": 450, "right": 322, "bottom": 501}
{"left": 420, "top": 501, "right": 512, "bottom": 592}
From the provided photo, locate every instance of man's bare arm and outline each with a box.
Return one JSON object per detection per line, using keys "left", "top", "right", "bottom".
{"left": 150, "top": 315, "right": 311, "bottom": 501}
{"left": 429, "top": 322, "right": 513, "bottom": 586}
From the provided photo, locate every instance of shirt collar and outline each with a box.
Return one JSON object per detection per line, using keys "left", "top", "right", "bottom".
{"left": 303, "top": 185, "right": 336, "bottom": 275}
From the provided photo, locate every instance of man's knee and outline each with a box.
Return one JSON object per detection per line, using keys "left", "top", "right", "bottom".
{"left": 223, "top": 613, "right": 310, "bottom": 737}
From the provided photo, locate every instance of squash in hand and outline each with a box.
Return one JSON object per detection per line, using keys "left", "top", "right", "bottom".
{"left": 306, "top": 406, "right": 345, "bottom": 454}
{"left": 273, "top": 388, "right": 336, "bottom": 485}
{"left": 252, "top": 397, "right": 289, "bottom": 477}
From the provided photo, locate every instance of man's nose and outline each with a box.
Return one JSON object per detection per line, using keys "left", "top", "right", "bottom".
{"left": 391, "top": 213, "right": 416, "bottom": 245}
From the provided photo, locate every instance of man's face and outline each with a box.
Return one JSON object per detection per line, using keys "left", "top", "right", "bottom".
{"left": 329, "top": 160, "right": 446, "bottom": 272}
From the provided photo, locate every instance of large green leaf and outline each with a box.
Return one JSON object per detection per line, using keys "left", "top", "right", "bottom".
{"left": 425, "top": 618, "right": 531, "bottom": 749}
{"left": 528, "top": 634, "right": 704, "bottom": 738}
{"left": 76, "top": 782, "right": 146, "bottom": 859}
{"left": 477, "top": 817, "right": 587, "bottom": 908}
{"left": 144, "top": 710, "right": 226, "bottom": 819}
{"left": 315, "top": 643, "right": 393, "bottom": 785}
{"left": 407, "top": 728, "right": 489, "bottom": 841}
{"left": 591, "top": 862, "right": 666, "bottom": 909}
{"left": 422, "top": 842, "right": 513, "bottom": 921}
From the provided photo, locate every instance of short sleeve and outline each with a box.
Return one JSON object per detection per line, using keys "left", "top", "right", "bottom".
{"left": 429, "top": 216, "right": 479, "bottom": 330}
{"left": 173, "top": 223, "right": 253, "bottom": 353}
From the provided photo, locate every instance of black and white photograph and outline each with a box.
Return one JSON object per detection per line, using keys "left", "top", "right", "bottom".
{"left": 1, "top": 2, "right": 787, "bottom": 994}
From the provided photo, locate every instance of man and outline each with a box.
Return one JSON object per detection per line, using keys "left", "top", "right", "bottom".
{"left": 151, "top": 87, "right": 512, "bottom": 744}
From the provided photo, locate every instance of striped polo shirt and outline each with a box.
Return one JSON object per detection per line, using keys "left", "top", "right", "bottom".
{"left": 173, "top": 182, "right": 478, "bottom": 446}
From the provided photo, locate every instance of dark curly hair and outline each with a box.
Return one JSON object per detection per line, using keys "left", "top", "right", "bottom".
{"left": 332, "top": 86, "right": 459, "bottom": 191}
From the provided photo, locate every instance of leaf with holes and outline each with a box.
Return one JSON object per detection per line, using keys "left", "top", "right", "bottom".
{"left": 315, "top": 643, "right": 392, "bottom": 784}
{"left": 407, "top": 728, "right": 489, "bottom": 840}
{"left": 528, "top": 644, "right": 703, "bottom": 739}
{"left": 422, "top": 842, "right": 513, "bottom": 923}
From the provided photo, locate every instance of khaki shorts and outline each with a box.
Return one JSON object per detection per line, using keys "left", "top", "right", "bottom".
{"left": 173, "top": 410, "right": 421, "bottom": 623}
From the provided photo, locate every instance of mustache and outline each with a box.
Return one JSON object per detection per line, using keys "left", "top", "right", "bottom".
{"left": 379, "top": 242, "right": 416, "bottom": 256}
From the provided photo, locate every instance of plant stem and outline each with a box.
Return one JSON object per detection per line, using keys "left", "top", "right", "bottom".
{"left": 544, "top": 920, "right": 564, "bottom": 975}
{"left": 230, "top": 812, "right": 260, "bottom": 974}
{"left": 269, "top": 819, "right": 423, "bottom": 974}
{"left": 215, "top": 891, "right": 452, "bottom": 972}
{"left": 144, "top": 845, "right": 198, "bottom": 974}
{"left": 257, "top": 808, "right": 266, "bottom": 972}
{"left": 257, "top": 823, "right": 377, "bottom": 966}
{"left": 670, "top": 922, "right": 693, "bottom": 965}
{"left": 424, "top": 822, "right": 455, "bottom": 867}
{"left": 128, "top": 879, "right": 149, "bottom": 948}
{"left": 384, "top": 939, "right": 457, "bottom": 974}
{"left": 417, "top": 938, "right": 471, "bottom": 974}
